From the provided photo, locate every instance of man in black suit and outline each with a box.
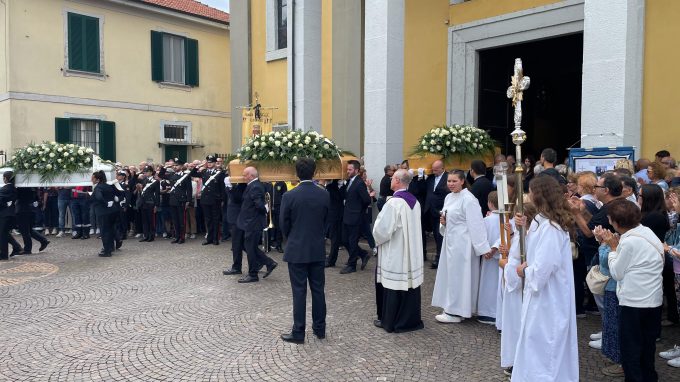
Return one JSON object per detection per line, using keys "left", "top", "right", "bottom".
{"left": 0, "top": 171, "right": 18, "bottom": 261}
{"left": 190, "top": 155, "right": 226, "bottom": 245}
{"left": 160, "top": 160, "right": 192, "bottom": 244}
{"left": 324, "top": 179, "right": 344, "bottom": 267}
{"left": 339, "top": 160, "right": 371, "bottom": 274}
{"left": 469, "top": 159, "right": 494, "bottom": 216}
{"left": 236, "top": 167, "right": 277, "bottom": 283}
{"left": 15, "top": 187, "right": 49, "bottom": 254}
{"left": 138, "top": 166, "right": 160, "bottom": 242}
{"left": 279, "top": 158, "right": 329, "bottom": 344}
{"left": 424, "top": 160, "right": 449, "bottom": 269}
{"left": 223, "top": 180, "right": 247, "bottom": 276}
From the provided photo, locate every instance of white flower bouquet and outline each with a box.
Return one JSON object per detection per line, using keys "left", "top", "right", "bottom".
{"left": 237, "top": 130, "right": 342, "bottom": 163}
{"left": 414, "top": 124, "right": 496, "bottom": 157}
{"left": 6, "top": 142, "right": 96, "bottom": 183}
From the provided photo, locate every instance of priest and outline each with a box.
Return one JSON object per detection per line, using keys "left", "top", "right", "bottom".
{"left": 372, "top": 169, "right": 425, "bottom": 333}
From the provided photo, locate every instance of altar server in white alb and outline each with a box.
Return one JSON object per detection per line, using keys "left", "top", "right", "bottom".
{"left": 432, "top": 170, "right": 491, "bottom": 323}
{"left": 477, "top": 191, "right": 501, "bottom": 325}
{"left": 500, "top": 203, "right": 535, "bottom": 377}
{"left": 512, "top": 176, "right": 578, "bottom": 382}
{"left": 372, "top": 169, "right": 425, "bottom": 333}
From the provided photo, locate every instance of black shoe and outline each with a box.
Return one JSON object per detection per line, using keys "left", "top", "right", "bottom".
{"left": 147, "top": 237, "right": 154, "bottom": 242}
{"left": 178, "top": 238, "right": 185, "bottom": 244}
{"left": 340, "top": 266, "right": 356, "bottom": 274}
{"left": 72, "top": 233, "right": 82, "bottom": 239}
{"left": 202, "top": 240, "right": 212, "bottom": 245}
{"left": 10, "top": 249, "right": 22, "bottom": 257}
{"left": 263, "top": 262, "right": 278, "bottom": 279}
{"left": 81, "top": 233, "right": 90, "bottom": 240}
{"left": 325, "top": 262, "right": 335, "bottom": 268}
{"left": 373, "top": 320, "right": 383, "bottom": 328}
{"left": 171, "top": 239, "right": 179, "bottom": 244}
{"left": 275, "top": 246, "right": 284, "bottom": 253}
{"left": 360, "top": 255, "right": 369, "bottom": 270}
{"left": 115, "top": 240, "right": 123, "bottom": 250}
{"left": 139, "top": 237, "right": 148, "bottom": 242}
{"left": 223, "top": 269, "right": 242, "bottom": 275}
{"left": 238, "top": 275, "right": 259, "bottom": 283}
{"left": 98, "top": 252, "right": 112, "bottom": 257}
{"left": 39, "top": 241, "right": 50, "bottom": 252}
{"left": 430, "top": 262, "right": 438, "bottom": 269}
{"left": 280, "top": 333, "right": 304, "bottom": 344}
{"left": 313, "top": 331, "right": 325, "bottom": 339}
{"left": 20, "top": 250, "right": 31, "bottom": 255}
{"left": 213, "top": 241, "right": 219, "bottom": 246}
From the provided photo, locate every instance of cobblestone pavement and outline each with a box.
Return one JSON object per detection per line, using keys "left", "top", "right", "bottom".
{"left": 1, "top": 234, "right": 679, "bottom": 381}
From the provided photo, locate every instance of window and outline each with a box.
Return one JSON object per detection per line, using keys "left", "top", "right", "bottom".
{"left": 277, "top": 0, "right": 288, "bottom": 50}
{"left": 67, "top": 12, "right": 101, "bottom": 73}
{"left": 55, "top": 118, "right": 116, "bottom": 161}
{"left": 162, "top": 34, "right": 185, "bottom": 84}
{"left": 163, "top": 124, "right": 188, "bottom": 143}
{"left": 70, "top": 119, "right": 100, "bottom": 154}
{"left": 151, "top": 31, "right": 199, "bottom": 87}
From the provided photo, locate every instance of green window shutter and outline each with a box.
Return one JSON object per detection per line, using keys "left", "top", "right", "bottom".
{"left": 99, "top": 121, "right": 116, "bottom": 162}
{"left": 67, "top": 13, "right": 100, "bottom": 73}
{"left": 67, "top": 13, "right": 83, "bottom": 71}
{"left": 185, "top": 38, "right": 199, "bottom": 87}
{"left": 151, "top": 31, "right": 164, "bottom": 82}
{"left": 55, "top": 118, "right": 71, "bottom": 143}
{"left": 83, "top": 16, "right": 100, "bottom": 73}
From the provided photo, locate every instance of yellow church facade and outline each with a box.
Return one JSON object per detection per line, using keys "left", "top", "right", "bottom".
{"left": 0, "top": 0, "right": 231, "bottom": 164}
{"left": 230, "top": 0, "right": 679, "bottom": 179}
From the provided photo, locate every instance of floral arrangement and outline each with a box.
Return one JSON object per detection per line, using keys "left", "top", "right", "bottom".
{"left": 413, "top": 124, "right": 496, "bottom": 157}
{"left": 237, "top": 130, "right": 342, "bottom": 163}
{"left": 7, "top": 142, "right": 95, "bottom": 182}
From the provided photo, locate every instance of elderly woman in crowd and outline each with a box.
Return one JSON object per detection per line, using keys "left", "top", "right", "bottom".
{"left": 602, "top": 199, "right": 665, "bottom": 381}
{"left": 648, "top": 162, "right": 669, "bottom": 192}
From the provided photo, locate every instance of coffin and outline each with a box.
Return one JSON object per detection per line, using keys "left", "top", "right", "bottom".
{"left": 0, "top": 157, "right": 117, "bottom": 187}
{"left": 407, "top": 149, "right": 498, "bottom": 175}
{"left": 228, "top": 155, "right": 358, "bottom": 183}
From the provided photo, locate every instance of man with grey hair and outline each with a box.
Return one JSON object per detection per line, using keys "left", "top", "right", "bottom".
{"left": 372, "top": 169, "right": 424, "bottom": 333}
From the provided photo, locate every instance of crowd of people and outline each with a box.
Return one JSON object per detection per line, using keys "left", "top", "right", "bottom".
{"left": 2, "top": 147, "right": 680, "bottom": 381}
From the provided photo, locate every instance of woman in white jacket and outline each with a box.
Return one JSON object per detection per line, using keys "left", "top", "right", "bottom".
{"left": 602, "top": 198, "right": 665, "bottom": 382}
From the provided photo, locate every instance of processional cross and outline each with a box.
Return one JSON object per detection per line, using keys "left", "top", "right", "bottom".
{"left": 507, "top": 58, "right": 530, "bottom": 265}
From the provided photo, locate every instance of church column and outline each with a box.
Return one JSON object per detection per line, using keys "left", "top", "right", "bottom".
{"left": 287, "top": 0, "right": 322, "bottom": 132}
{"left": 229, "top": 0, "right": 251, "bottom": 151}
{"left": 364, "top": 0, "right": 404, "bottom": 182}
{"left": 581, "top": 0, "right": 645, "bottom": 152}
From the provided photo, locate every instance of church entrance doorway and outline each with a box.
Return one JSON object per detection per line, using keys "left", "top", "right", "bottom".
{"left": 477, "top": 33, "right": 583, "bottom": 164}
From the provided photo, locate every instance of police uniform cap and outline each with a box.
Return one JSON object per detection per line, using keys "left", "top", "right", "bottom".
{"left": 206, "top": 155, "right": 217, "bottom": 163}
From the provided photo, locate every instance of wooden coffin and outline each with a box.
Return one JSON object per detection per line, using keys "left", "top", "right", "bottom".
{"left": 228, "top": 155, "right": 357, "bottom": 183}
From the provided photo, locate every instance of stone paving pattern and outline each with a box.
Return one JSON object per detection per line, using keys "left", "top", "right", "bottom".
{"left": 1, "top": 235, "right": 679, "bottom": 381}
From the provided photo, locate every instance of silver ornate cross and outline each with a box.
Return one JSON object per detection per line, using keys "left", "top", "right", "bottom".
{"left": 507, "top": 58, "right": 531, "bottom": 131}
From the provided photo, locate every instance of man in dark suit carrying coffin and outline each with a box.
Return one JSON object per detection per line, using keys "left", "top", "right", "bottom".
{"left": 424, "top": 160, "right": 450, "bottom": 269}
{"left": 279, "top": 158, "right": 329, "bottom": 344}
{"left": 236, "top": 167, "right": 277, "bottom": 283}
{"left": 339, "top": 160, "right": 371, "bottom": 274}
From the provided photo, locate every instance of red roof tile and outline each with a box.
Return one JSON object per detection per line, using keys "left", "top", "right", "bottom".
{"left": 139, "top": 0, "right": 230, "bottom": 24}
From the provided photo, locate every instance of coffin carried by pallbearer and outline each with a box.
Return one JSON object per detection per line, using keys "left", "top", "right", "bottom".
{"left": 408, "top": 124, "right": 498, "bottom": 174}
{"left": 0, "top": 142, "right": 116, "bottom": 187}
{"left": 228, "top": 130, "right": 356, "bottom": 183}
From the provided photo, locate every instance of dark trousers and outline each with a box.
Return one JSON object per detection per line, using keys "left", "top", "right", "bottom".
{"left": 342, "top": 223, "right": 364, "bottom": 268}
{"left": 663, "top": 256, "right": 679, "bottom": 323}
{"left": 44, "top": 197, "right": 59, "bottom": 229}
{"left": 288, "top": 261, "right": 326, "bottom": 338}
{"left": 169, "top": 205, "right": 186, "bottom": 240}
{"left": 99, "top": 213, "right": 117, "bottom": 254}
{"left": 221, "top": 203, "right": 231, "bottom": 239}
{"left": 71, "top": 198, "right": 91, "bottom": 233}
{"left": 196, "top": 201, "right": 206, "bottom": 233}
{"left": 325, "top": 219, "right": 342, "bottom": 265}
{"left": 360, "top": 208, "right": 376, "bottom": 249}
{"left": 271, "top": 209, "right": 282, "bottom": 246}
{"left": 141, "top": 205, "right": 154, "bottom": 240}
{"left": 203, "top": 202, "right": 221, "bottom": 243}
{"left": 244, "top": 230, "right": 273, "bottom": 277}
{"left": 429, "top": 214, "right": 443, "bottom": 262}
{"left": 17, "top": 211, "right": 47, "bottom": 253}
{"left": 573, "top": 253, "right": 587, "bottom": 314}
{"left": 230, "top": 224, "right": 245, "bottom": 271}
{"left": 116, "top": 209, "right": 128, "bottom": 238}
{"left": 0, "top": 216, "right": 14, "bottom": 259}
{"left": 618, "top": 305, "right": 661, "bottom": 382}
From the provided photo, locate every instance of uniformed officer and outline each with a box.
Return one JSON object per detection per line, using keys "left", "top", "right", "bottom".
{"left": 138, "top": 166, "right": 160, "bottom": 242}
{"left": 15, "top": 187, "right": 49, "bottom": 254}
{"left": 0, "top": 171, "right": 18, "bottom": 260}
{"left": 190, "top": 155, "right": 226, "bottom": 245}
{"left": 160, "top": 160, "right": 192, "bottom": 244}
